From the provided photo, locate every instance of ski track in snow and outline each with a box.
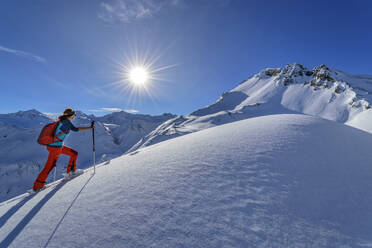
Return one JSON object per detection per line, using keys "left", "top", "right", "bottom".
{"left": 1, "top": 114, "right": 372, "bottom": 247}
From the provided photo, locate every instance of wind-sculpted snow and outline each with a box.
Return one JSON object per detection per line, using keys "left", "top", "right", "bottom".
{"left": 1, "top": 114, "right": 372, "bottom": 247}
{"left": 191, "top": 91, "right": 249, "bottom": 116}
{"left": 130, "top": 63, "right": 372, "bottom": 151}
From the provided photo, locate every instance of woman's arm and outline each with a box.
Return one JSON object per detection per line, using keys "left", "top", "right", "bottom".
{"left": 78, "top": 126, "right": 94, "bottom": 132}
{"left": 66, "top": 120, "right": 94, "bottom": 132}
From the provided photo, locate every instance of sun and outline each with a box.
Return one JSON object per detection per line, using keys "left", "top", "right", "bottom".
{"left": 109, "top": 44, "right": 178, "bottom": 103}
{"left": 129, "top": 67, "right": 148, "bottom": 86}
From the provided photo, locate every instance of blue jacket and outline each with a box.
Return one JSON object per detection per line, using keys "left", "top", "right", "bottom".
{"left": 48, "top": 119, "right": 79, "bottom": 147}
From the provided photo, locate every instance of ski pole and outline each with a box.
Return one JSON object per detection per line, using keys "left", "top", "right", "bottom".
{"left": 53, "top": 166, "right": 57, "bottom": 182}
{"left": 91, "top": 121, "right": 96, "bottom": 174}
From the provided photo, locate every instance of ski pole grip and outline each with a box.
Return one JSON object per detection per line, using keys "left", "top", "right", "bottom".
{"left": 91, "top": 121, "right": 95, "bottom": 128}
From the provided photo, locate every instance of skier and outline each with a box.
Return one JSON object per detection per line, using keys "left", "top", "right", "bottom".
{"left": 33, "top": 108, "right": 94, "bottom": 191}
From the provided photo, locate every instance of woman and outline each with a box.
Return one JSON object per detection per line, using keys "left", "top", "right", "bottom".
{"left": 33, "top": 108, "right": 94, "bottom": 191}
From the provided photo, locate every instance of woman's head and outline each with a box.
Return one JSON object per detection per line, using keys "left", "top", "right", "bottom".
{"left": 58, "top": 108, "right": 76, "bottom": 121}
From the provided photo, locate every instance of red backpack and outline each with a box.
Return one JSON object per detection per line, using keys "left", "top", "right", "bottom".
{"left": 37, "top": 122, "right": 59, "bottom": 145}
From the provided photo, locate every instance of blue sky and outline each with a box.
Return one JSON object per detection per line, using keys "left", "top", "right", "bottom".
{"left": 1, "top": 0, "right": 371, "bottom": 116}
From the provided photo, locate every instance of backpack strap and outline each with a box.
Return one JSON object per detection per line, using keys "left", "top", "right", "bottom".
{"left": 54, "top": 129, "right": 70, "bottom": 142}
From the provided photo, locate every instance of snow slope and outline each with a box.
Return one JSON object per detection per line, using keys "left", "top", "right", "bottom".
{"left": 129, "top": 64, "right": 372, "bottom": 152}
{"left": 1, "top": 114, "right": 372, "bottom": 247}
{"left": 0, "top": 110, "right": 175, "bottom": 202}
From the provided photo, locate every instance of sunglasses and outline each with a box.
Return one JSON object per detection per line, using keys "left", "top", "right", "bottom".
{"left": 65, "top": 111, "right": 76, "bottom": 117}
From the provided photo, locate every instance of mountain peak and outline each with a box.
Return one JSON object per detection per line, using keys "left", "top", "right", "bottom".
{"left": 281, "top": 63, "right": 312, "bottom": 77}
{"left": 259, "top": 63, "right": 343, "bottom": 85}
{"left": 15, "top": 109, "right": 43, "bottom": 116}
{"left": 261, "top": 63, "right": 341, "bottom": 81}
{"left": 75, "top": 110, "right": 91, "bottom": 120}
{"left": 259, "top": 63, "right": 313, "bottom": 79}
{"left": 9, "top": 109, "right": 50, "bottom": 121}
{"left": 0, "top": 109, "right": 52, "bottom": 128}
{"left": 284, "top": 62, "right": 308, "bottom": 72}
{"left": 312, "top": 64, "right": 337, "bottom": 82}
{"left": 313, "top": 64, "right": 330, "bottom": 71}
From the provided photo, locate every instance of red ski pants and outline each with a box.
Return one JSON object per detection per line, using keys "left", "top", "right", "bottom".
{"left": 33, "top": 146, "right": 78, "bottom": 190}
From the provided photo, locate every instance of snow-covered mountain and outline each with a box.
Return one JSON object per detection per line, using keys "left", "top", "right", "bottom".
{"left": 95, "top": 111, "right": 175, "bottom": 152}
{"left": 1, "top": 114, "right": 372, "bottom": 247}
{"left": 0, "top": 109, "right": 52, "bottom": 129}
{"left": 129, "top": 63, "right": 372, "bottom": 152}
{"left": 0, "top": 109, "right": 175, "bottom": 202}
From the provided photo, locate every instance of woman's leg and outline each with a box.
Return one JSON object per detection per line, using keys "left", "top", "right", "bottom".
{"left": 61, "top": 146, "right": 78, "bottom": 173}
{"left": 33, "top": 146, "right": 62, "bottom": 190}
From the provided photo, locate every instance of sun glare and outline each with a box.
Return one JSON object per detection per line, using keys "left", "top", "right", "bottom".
{"left": 129, "top": 67, "right": 148, "bottom": 86}
{"left": 109, "top": 43, "right": 178, "bottom": 104}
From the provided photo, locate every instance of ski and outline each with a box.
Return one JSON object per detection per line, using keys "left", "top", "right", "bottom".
{"left": 27, "top": 185, "right": 51, "bottom": 195}
{"left": 27, "top": 169, "right": 85, "bottom": 195}
{"left": 62, "top": 169, "right": 84, "bottom": 180}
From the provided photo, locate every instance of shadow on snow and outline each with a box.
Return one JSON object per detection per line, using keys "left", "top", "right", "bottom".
{"left": 0, "top": 181, "right": 66, "bottom": 247}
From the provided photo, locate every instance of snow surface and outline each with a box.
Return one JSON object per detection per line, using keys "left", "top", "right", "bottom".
{"left": 1, "top": 114, "right": 372, "bottom": 247}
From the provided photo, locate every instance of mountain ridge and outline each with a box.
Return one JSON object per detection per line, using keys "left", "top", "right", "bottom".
{"left": 129, "top": 63, "right": 372, "bottom": 152}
